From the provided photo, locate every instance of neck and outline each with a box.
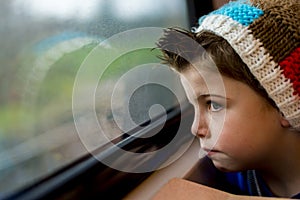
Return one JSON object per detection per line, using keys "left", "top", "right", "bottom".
{"left": 259, "top": 130, "right": 300, "bottom": 197}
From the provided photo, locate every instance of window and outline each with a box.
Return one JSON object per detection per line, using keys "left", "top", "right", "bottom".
{"left": 0, "top": 0, "right": 192, "bottom": 197}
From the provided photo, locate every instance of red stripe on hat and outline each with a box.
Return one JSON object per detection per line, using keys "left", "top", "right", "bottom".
{"left": 279, "top": 46, "right": 300, "bottom": 96}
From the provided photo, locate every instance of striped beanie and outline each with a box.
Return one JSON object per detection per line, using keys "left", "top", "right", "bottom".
{"left": 194, "top": 0, "right": 300, "bottom": 130}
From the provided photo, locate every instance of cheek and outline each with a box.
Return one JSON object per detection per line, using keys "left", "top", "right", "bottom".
{"left": 213, "top": 111, "right": 252, "bottom": 150}
{"left": 215, "top": 110, "right": 281, "bottom": 159}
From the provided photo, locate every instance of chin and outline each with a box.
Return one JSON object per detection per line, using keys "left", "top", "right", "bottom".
{"left": 215, "top": 166, "right": 233, "bottom": 172}
{"left": 212, "top": 160, "right": 242, "bottom": 173}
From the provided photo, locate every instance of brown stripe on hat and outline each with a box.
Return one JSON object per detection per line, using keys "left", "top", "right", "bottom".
{"left": 248, "top": 1, "right": 300, "bottom": 63}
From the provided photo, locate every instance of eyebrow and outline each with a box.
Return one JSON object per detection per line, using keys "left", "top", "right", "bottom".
{"left": 196, "top": 94, "right": 229, "bottom": 101}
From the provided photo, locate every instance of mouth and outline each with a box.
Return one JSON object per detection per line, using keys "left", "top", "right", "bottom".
{"left": 202, "top": 148, "right": 221, "bottom": 156}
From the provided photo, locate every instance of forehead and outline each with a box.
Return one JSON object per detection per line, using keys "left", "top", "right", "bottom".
{"left": 180, "top": 66, "right": 227, "bottom": 98}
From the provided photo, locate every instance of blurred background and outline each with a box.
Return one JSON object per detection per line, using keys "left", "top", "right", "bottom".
{"left": 0, "top": 0, "right": 191, "bottom": 196}
{"left": 0, "top": 0, "right": 228, "bottom": 197}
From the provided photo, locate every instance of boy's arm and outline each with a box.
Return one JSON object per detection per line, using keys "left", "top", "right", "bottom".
{"left": 152, "top": 178, "right": 291, "bottom": 200}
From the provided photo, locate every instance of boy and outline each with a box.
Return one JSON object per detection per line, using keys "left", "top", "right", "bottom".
{"left": 157, "top": 0, "right": 300, "bottom": 198}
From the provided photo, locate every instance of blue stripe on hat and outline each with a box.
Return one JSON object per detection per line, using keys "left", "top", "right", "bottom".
{"left": 198, "top": 0, "right": 264, "bottom": 26}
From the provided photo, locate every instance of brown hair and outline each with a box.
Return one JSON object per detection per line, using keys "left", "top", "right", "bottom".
{"left": 157, "top": 28, "right": 277, "bottom": 108}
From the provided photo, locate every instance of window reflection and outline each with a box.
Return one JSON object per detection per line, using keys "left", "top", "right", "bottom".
{"left": 12, "top": 0, "right": 103, "bottom": 20}
{"left": 112, "top": 0, "right": 185, "bottom": 21}
{"left": 0, "top": 0, "right": 189, "bottom": 196}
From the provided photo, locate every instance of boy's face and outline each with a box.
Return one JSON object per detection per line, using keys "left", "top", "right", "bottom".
{"left": 180, "top": 66, "right": 285, "bottom": 172}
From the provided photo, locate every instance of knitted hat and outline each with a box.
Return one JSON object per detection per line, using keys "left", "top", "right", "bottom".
{"left": 193, "top": 0, "right": 300, "bottom": 130}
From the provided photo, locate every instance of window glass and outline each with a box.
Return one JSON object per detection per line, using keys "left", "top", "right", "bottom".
{"left": 0, "top": 0, "right": 189, "bottom": 196}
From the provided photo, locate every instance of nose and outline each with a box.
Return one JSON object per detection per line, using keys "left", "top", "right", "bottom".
{"left": 191, "top": 109, "right": 209, "bottom": 138}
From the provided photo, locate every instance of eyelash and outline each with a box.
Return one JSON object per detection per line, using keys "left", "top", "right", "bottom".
{"left": 206, "top": 100, "right": 223, "bottom": 112}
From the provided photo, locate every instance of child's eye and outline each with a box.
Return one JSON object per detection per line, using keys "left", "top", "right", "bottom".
{"left": 207, "top": 101, "right": 223, "bottom": 112}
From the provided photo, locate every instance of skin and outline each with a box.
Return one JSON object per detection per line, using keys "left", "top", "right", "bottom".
{"left": 180, "top": 66, "right": 300, "bottom": 197}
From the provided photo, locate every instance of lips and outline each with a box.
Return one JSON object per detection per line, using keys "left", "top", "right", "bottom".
{"left": 202, "top": 147, "right": 220, "bottom": 156}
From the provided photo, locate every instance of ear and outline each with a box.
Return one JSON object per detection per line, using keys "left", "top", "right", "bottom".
{"left": 280, "top": 112, "right": 291, "bottom": 128}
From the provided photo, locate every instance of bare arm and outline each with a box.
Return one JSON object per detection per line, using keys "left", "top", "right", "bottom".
{"left": 152, "top": 178, "right": 291, "bottom": 200}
